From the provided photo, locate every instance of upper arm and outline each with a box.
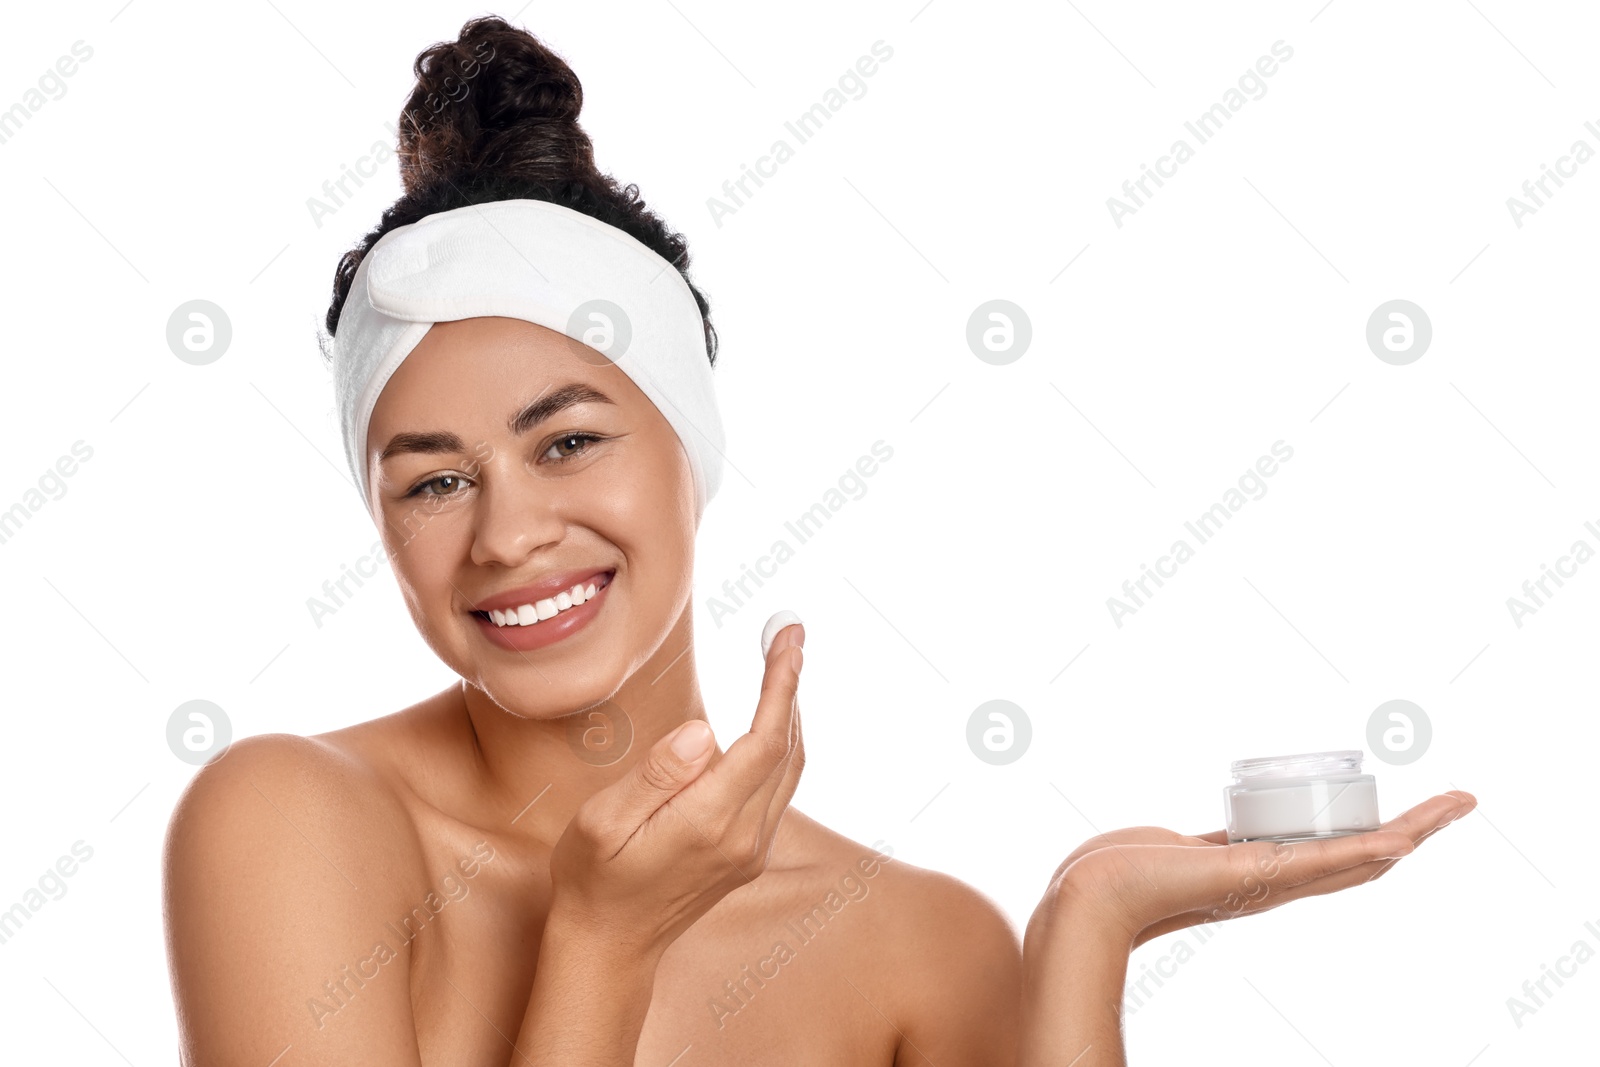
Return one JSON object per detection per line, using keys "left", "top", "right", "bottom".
{"left": 162, "top": 733, "right": 426, "bottom": 1066}
{"left": 889, "top": 869, "right": 1024, "bottom": 1067}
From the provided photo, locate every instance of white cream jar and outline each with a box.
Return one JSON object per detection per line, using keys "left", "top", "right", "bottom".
{"left": 1223, "top": 750, "right": 1380, "bottom": 843}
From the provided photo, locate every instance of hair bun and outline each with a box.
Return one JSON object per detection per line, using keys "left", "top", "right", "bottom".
{"left": 397, "top": 16, "right": 595, "bottom": 196}
{"left": 326, "top": 16, "right": 718, "bottom": 367}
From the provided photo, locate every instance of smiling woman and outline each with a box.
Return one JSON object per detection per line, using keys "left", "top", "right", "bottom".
{"left": 159, "top": 14, "right": 1021, "bottom": 1067}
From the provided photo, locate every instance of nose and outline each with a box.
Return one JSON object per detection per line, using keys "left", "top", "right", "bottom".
{"left": 468, "top": 458, "right": 568, "bottom": 568}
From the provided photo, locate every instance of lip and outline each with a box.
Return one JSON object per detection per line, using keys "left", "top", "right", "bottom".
{"left": 469, "top": 569, "right": 616, "bottom": 653}
{"left": 470, "top": 568, "right": 616, "bottom": 614}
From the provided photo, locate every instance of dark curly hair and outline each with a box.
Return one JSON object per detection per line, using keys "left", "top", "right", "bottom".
{"left": 319, "top": 15, "right": 716, "bottom": 365}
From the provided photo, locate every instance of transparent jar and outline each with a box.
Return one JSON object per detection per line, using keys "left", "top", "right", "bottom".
{"left": 1223, "top": 750, "right": 1379, "bottom": 843}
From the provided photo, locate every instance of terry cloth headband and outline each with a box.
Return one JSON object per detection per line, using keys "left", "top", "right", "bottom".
{"left": 331, "top": 197, "right": 724, "bottom": 521}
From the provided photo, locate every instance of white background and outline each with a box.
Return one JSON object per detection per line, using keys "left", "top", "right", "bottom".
{"left": 1, "top": 1, "right": 1595, "bottom": 1063}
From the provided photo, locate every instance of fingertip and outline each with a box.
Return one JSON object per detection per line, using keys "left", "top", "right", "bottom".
{"left": 1431, "top": 791, "right": 1476, "bottom": 829}
{"left": 760, "top": 610, "right": 805, "bottom": 659}
{"left": 668, "top": 719, "right": 715, "bottom": 762}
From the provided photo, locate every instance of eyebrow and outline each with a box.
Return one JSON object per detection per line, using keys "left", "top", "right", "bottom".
{"left": 378, "top": 383, "right": 617, "bottom": 463}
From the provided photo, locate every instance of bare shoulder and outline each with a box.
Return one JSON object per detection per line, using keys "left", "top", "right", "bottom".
{"left": 163, "top": 732, "right": 430, "bottom": 1065}
{"left": 792, "top": 817, "right": 1020, "bottom": 958}
{"left": 860, "top": 845, "right": 1023, "bottom": 983}
{"left": 787, "top": 816, "right": 1022, "bottom": 1062}
{"left": 163, "top": 730, "right": 423, "bottom": 877}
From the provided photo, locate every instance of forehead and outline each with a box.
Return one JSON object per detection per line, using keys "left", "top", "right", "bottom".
{"left": 370, "top": 316, "right": 643, "bottom": 427}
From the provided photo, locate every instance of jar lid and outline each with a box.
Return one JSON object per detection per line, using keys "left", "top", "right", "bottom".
{"left": 1230, "top": 749, "right": 1364, "bottom": 781}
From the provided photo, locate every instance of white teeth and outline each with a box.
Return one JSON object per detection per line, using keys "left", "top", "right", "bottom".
{"left": 486, "top": 579, "right": 607, "bottom": 627}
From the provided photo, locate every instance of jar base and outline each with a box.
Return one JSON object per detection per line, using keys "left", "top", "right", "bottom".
{"left": 1227, "top": 828, "right": 1373, "bottom": 844}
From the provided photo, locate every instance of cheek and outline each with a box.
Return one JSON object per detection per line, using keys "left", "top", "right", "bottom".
{"left": 607, "top": 468, "right": 691, "bottom": 557}
{"left": 384, "top": 526, "right": 465, "bottom": 622}
{"left": 602, "top": 430, "right": 695, "bottom": 529}
{"left": 600, "top": 442, "right": 696, "bottom": 590}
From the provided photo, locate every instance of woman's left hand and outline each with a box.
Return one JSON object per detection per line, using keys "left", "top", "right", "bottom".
{"left": 1016, "top": 791, "right": 1477, "bottom": 1067}
{"left": 1030, "top": 789, "right": 1477, "bottom": 952}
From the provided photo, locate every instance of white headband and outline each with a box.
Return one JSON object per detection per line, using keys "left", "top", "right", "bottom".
{"left": 331, "top": 197, "right": 724, "bottom": 521}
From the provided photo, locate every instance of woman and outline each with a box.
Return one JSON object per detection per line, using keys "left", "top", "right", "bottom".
{"left": 162, "top": 16, "right": 1474, "bottom": 1066}
{"left": 163, "top": 17, "right": 1019, "bottom": 1065}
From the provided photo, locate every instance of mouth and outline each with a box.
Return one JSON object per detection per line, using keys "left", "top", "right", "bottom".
{"left": 470, "top": 569, "right": 615, "bottom": 629}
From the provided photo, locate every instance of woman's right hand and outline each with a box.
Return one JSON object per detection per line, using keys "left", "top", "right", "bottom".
{"left": 544, "top": 618, "right": 806, "bottom": 962}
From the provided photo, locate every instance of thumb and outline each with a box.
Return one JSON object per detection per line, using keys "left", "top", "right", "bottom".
{"left": 601, "top": 719, "right": 718, "bottom": 832}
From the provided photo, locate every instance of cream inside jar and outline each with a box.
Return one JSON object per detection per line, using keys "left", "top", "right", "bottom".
{"left": 1223, "top": 750, "right": 1380, "bottom": 843}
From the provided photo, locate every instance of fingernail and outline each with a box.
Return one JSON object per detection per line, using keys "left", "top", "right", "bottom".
{"left": 761, "top": 610, "right": 805, "bottom": 658}
{"left": 670, "top": 720, "right": 714, "bottom": 760}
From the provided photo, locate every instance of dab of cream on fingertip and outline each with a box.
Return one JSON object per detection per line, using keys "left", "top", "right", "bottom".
{"left": 760, "top": 610, "right": 804, "bottom": 658}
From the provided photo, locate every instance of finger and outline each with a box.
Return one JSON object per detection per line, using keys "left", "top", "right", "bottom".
{"left": 1246, "top": 851, "right": 1408, "bottom": 909}
{"left": 682, "top": 616, "right": 804, "bottom": 816}
{"left": 1378, "top": 791, "right": 1476, "bottom": 844}
{"left": 708, "top": 622, "right": 807, "bottom": 867}
{"left": 746, "top": 618, "right": 803, "bottom": 741}
{"left": 1408, "top": 799, "right": 1477, "bottom": 849}
{"left": 756, "top": 682, "right": 806, "bottom": 849}
{"left": 1138, "top": 816, "right": 1451, "bottom": 941}
{"left": 753, "top": 625, "right": 809, "bottom": 837}
{"left": 1136, "top": 846, "right": 1408, "bottom": 945}
{"left": 1243, "top": 809, "right": 1470, "bottom": 906}
{"left": 1128, "top": 831, "right": 1408, "bottom": 913}
{"left": 1250, "top": 807, "right": 1476, "bottom": 906}
{"left": 1248, "top": 830, "right": 1416, "bottom": 893}
{"left": 1139, "top": 833, "right": 1408, "bottom": 929}
{"left": 589, "top": 718, "right": 718, "bottom": 837}
{"left": 760, "top": 611, "right": 804, "bottom": 659}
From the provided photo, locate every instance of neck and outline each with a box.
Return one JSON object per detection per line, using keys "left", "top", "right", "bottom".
{"left": 456, "top": 603, "right": 717, "bottom": 852}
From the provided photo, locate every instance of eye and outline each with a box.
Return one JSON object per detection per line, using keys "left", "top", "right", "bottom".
{"left": 405, "top": 473, "right": 472, "bottom": 499}
{"left": 402, "top": 433, "right": 606, "bottom": 499}
{"left": 544, "top": 432, "right": 606, "bottom": 463}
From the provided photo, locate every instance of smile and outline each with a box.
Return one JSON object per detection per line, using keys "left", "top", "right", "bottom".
{"left": 469, "top": 570, "right": 615, "bottom": 652}
{"left": 477, "top": 571, "right": 614, "bottom": 627}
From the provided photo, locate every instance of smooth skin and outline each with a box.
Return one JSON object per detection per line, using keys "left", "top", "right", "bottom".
{"left": 1018, "top": 789, "right": 1478, "bottom": 1064}
{"left": 162, "top": 316, "right": 1020, "bottom": 1066}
